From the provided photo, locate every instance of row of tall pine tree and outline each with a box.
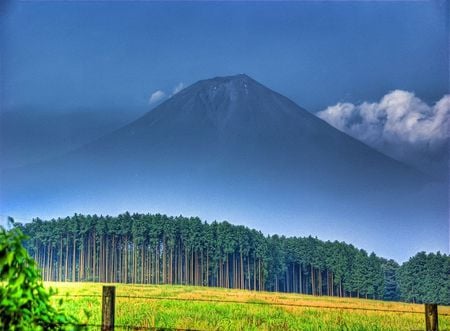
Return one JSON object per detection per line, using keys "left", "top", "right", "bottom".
{"left": 16, "top": 212, "right": 449, "bottom": 305}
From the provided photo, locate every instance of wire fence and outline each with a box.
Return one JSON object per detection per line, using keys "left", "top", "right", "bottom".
{"left": 49, "top": 288, "right": 450, "bottom": 331}
{"left": 53, "top": 293, "right": 450, "bottom": 316}
{"left": 71, "top": 325, "right": 198, "bottom": 330}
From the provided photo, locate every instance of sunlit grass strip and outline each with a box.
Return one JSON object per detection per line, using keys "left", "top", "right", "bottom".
{"left": 53, "top": 293, "right": 446, "bottom": 315}
{"left": 47, "top": 282, "right": 450, "bottom": 331}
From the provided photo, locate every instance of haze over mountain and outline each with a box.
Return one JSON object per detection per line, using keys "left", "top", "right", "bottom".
{"left": 0, "top": 110, "right": 140, "bottom": 170}
{"left": 0, "top": 75, "right": 447, "bottom": 261}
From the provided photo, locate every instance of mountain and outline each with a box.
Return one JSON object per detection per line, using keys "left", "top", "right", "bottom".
{"left": 0, "top": 74, "right": 447, "bottom": 260}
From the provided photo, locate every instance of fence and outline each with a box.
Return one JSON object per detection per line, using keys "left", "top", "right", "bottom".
{"left": 57, "top": 286, "right": 445, "bottom": 331}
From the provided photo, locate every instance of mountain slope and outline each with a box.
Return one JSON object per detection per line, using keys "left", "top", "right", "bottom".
{"left": 84, "top": 75, "right": 423, "bottom": 192}
{"left": 0, "top": 74, "right": 446, "bottom": 261}
{"left": 0, "top": 110, "right": 139, "bottom": 170}
{"left": 76, "top": 74, "right": 420, "bottom": 180}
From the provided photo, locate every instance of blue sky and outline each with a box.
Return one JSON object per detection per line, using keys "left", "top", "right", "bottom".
{"left": 1, "top": 1, "right": 448, "bottom": 113}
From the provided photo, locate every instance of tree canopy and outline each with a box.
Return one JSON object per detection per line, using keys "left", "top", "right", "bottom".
{"left": 16, "top": 213, "right": 449, "bottom": 305}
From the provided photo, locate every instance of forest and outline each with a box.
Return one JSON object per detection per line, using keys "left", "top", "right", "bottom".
{"left": 15, "top": 212, "right": 450, "bottom": 305}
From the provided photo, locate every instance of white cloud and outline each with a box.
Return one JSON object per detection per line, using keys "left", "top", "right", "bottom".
{"left": 172, "top": 82, "right": 185, "bottom": 95}
{"left": 148, "top": 82, "right": 184, "bottom": 106}
{"left": 148, "top": 90, "right": 166, "bottom": 105}
{"left": 317, "top": 90, "right": 449, "bottom": 175}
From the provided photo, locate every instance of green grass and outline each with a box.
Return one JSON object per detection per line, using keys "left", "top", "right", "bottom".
{"left": 46, "top": 282, "right": 450, "bottom": 330}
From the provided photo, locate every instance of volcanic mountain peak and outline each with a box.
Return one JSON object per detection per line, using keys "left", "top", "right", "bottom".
{"left": 196, "top": 73, "right": 255, "bottom": 87}
{"left": 145, "top": 73, "right": 316, "bottom": 135}
{"left": 177, "top": 73, "right": 261, "bottom": 105}
{"left": 109, "top": 74, "right": 420, "bottom": 181}
{"left": 201, "top": 73, "right": 252, "bottom": 82}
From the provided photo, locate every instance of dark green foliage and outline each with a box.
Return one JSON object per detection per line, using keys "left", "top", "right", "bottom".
{"left": 15, "top": 212, "right": 450, "bottom": 305}
{"left": 397, "top": 251, "right": 450, "bottom": 305}
{"left": 382, "top": 259, "right": 400, "bottom": 301}
{"left": 0, "top": 224, "right": 83, "bottom": 331}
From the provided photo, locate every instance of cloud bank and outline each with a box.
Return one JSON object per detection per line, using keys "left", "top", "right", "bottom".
{"left": 317, "top": 90, "right": 449, "bottom": 176}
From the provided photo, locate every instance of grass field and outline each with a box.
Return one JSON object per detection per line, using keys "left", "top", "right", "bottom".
{"left": 45, "top": 282, "right": 450, "bottom": 331}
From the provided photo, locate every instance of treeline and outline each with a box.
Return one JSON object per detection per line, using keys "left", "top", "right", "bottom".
{"left": 16, "top": 213, "right": 449, "bottom": 304}
{"left": 397, "top": 252, "right": 449, "bottom": 305}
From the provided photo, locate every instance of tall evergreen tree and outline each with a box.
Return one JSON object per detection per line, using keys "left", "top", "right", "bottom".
{"left": 15, "top": 213, "right": 449, "bottom": 305}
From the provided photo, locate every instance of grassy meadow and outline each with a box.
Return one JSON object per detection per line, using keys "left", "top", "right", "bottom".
{"left": 45, "top": 282, "right": 450, "bottom": 331}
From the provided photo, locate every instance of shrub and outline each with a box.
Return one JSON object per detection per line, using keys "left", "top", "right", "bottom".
{"left": 0, "top": 224, "right": 83, "bottom": 330}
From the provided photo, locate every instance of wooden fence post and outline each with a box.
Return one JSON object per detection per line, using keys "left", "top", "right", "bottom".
{"left": 102, "top": 286, "right": 115, "bottom": 331}
{"left": 425, "top": 303, "right": 438, "bottom": 331}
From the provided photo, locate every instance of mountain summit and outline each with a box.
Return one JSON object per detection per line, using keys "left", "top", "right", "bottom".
{"left": 142, "top": 73, "right": 321, "bottom": 131}
{"left": 85, "top": 74, "right": 418, "bottom": 183}
{"left": 1, "top": 75, "right": 445, "bottom": 260}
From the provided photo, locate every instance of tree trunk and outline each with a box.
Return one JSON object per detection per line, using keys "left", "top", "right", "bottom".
{"left": 72, "top": 235, "right": 76, "bottom": 282}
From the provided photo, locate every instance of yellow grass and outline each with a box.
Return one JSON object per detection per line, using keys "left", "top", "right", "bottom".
{"left": 46, "top": 282, "right": 450, "bottom": 330}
